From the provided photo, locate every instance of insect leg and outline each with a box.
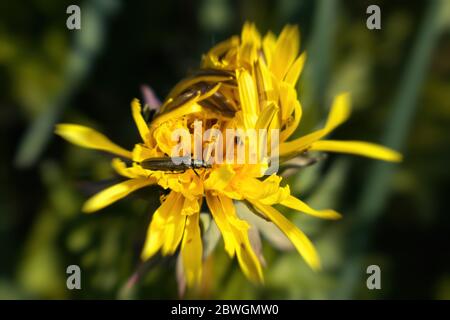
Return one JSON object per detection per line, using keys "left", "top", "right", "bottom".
{"left": 192, "top": 168, "right": 200, "bottom": 177}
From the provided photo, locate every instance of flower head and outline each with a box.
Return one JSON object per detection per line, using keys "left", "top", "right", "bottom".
{"left": 55, "top": 23, "right": 401, "bottom": 287}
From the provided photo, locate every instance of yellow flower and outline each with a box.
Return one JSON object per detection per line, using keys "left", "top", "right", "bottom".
{"left": 55, "top": 22, "right": 401, "bottom": 287}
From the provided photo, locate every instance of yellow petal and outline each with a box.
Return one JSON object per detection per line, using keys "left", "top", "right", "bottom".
{"left": 284, "top": 52, "right": 307, "bottom": 86}
{"left": 158, "top": 83, "right": 221, "bottom": 121}
{"left": 324, "top": 93, "right": 352, "bottom": 131}
{"left": 131, "top": 143, "right": 157, "bottom": 162}
{"left": 206, "top": 193, "right": 264, "bottom": 283}
{"left": 270, "top": 25, "right": 300, "bottom": 80}
{"left": 237, "top": 69, "right": 259, "bottom": 129}
{"left": 82, "top": 178, "right": 153, "bottom": 213}
{"left": 280, "top": 195, "right": 342, "bottom": 220}
{"left": 205, "top": 192, "right": 237, "bottom": 256}
{"left": 111, "top": 158, "right": 151, "bottom": 180}
{"left": 161, "top": 195, "right": 187, "bottom": 255}
{"left": 153, "top": 121, "right": 185, "bottom": 156}
{"left": 181, "top": 197, "right": 201, "bottom": 215}
{"left": 280, "top": 100, "right": 302, "bottom": 142}
{"left": 204, "top": 165, "right": 235, "bottom": 191}
{"left": 237, "top": 175, "right": 289, "bottom": 205}
{"left": 131, "top": 99, "right": 150, "bottom": 142}
{"left": 262, "top": 31, "right": 276, "bottom": 65}
{"left": 55, "top": 124, "right": 132, "bottom": 158}
{"left": 241, "top": 22, "right": 261, "bottom": 46}
{"left": 181, "top": 212, "right": 202, "bottom": 287}
{"left": 278, "top": 80, "right": 302, "bottom": 141}
{"left": 151, "top": 102, "right": 204, "bottom": 127}
{"left": 239, "top": 22, "right": 262, "bottom": 66}
{"left": 279, "top": 93, "right": 351, "bottom": 156}
{"left": 279, "top": 81, "right": 297, "bottom": 122}
{"left": 255, "top": 103, "right": 278, "bottom": 130}
{"left": 251, "top": 201, "right": 321, "bottom": 271}
{"left": 258, "top": 183, "right": 290, "bottom": 205}
{"left": 309, "top": 140, "right": 402, "bottom": 162}
{"left": 111, "top": 158, "right": 137, "bottom": 178}
{"left": 254, "top": 59, "right": 275, "bottom": 106}
{"left": 205, "top": 35, "right": 239, "bottom": 60}
{"left": 164, "top": 76, "right": 232, "bottom": 107}
{"left": 141, "top": 192, "right": 184, "bottom": 260}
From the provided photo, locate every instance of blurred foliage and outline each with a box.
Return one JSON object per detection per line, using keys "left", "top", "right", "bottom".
{"left": 1, "top": 0, "right": 450, "bottom": 299}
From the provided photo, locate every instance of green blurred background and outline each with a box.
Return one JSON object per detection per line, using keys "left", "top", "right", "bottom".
{"left": 1, "top": 0, "right": 450, "bottom": 299}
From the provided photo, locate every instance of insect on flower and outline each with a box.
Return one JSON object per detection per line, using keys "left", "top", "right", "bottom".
{"left": 55, "top": 22, "right": 402, "bottom": 288}
{"left": 138, "top": 156, "right": 212, "bottom": 176}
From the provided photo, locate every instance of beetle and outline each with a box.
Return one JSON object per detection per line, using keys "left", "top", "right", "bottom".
{"left": 138, "top": 156, "right": 212, "bottom": 176}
